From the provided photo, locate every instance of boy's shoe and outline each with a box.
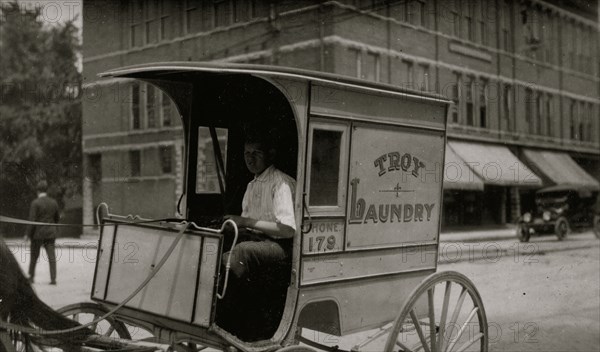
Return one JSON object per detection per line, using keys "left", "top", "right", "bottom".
{"left": 50, "top": 281, "right": 57, "bottom": 285}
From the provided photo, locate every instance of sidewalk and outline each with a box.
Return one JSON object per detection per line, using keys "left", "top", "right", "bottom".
{"left": 441, "top": 225, "right": 517, "bottom": 243}
{"left": 3, "top": 233, "right": 100, "bottom": 249}
{"left": 3, "top": 226, "right": 519, "bottom": 249}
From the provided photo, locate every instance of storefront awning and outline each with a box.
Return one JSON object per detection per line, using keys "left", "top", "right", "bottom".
{"left": 522, "top": 149, "right": 599, "bottom": 189}
{"left": 444, "top": 144, "right": 484, "bottom": 191}
{"left": 449, "top": 141, "right": 543, "bottom": 187}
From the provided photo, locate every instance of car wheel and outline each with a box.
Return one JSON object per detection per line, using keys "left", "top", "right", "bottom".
{"left": 555, "top": 218, "right": 569, "bottom": 241}
{"left": 517, "top": 223, "right": 530, "bottom": 242}
{"left": 593, "top": 215, "right": 600, "bottom": 240}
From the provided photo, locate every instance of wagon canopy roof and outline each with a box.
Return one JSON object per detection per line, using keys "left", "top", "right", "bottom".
{"left": 99, "top": 61, "right": 451, "bottom": 106}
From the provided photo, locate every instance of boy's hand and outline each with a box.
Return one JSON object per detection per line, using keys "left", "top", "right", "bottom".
{"left": 223, "top": 215, "right": 247, "bottom": 228}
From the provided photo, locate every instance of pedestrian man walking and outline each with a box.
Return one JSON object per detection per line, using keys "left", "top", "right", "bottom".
{"left": 26, "top": 180, "right": 60, "bottom": 285}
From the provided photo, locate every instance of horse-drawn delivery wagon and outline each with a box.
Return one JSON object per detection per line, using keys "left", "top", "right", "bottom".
{"left": 1, "top": 63, "right": 487, "bottom": 352}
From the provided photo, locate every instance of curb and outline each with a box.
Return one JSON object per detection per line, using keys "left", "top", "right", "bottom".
{"left": 438, "top": 240, "right": 600, "bottom": 265}
{"left": 4, "top": 239, "right": 99, "bottom": 249}
{"left": 440, "top": 235, "right": 515, "bottom": 243}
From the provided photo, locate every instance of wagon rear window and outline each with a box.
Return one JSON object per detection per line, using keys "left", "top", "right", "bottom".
{"left": 309, "top": 129, "right": 342, "bottom": 206}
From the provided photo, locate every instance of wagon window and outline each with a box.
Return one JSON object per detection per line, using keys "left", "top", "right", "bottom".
{"left": 195, "top": 126, "right": 228, "bottom": 194}
{"left": 307, "top": 120, "right": 349, "bottom": 214}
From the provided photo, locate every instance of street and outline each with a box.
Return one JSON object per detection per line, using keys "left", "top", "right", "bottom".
{"left": 7, "top": 231, "right": 600, "bottom": 351}
{"left": 441, "top": 234, "right": 600, "bottom": 352}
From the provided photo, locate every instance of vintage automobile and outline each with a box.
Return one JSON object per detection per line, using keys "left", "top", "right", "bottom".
{"left": 517, "top": 184, "right": 600, "bottom": 242}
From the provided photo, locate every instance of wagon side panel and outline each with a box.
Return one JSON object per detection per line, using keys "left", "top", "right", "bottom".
{"left": 296, "top": 270, "right": 435, "bottom": 336}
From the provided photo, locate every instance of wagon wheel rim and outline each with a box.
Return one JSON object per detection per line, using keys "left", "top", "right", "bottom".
{"left": 384, "top": 271, "right": 487, "bottom": 352}
{"left": 56, "top": 302, "right": 131, "bottom": 340}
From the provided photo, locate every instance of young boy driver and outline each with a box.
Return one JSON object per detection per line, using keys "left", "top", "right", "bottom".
{"left": 217, "top": 134, "right": 296, "bottom": 341}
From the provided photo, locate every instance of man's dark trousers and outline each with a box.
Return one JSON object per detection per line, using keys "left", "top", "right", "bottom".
{"left": 27, "top": 193, "right": 60, "bottom": 283}
{"left": 29, "top": 239, "right": 57, "bottom": 282}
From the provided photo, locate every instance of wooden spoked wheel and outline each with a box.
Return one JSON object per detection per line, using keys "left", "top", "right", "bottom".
{"left": 0, "top": 329, "right": 32, "bottom": 352}
{"left": 57, "top": 302, "right": 131, "bottom": 339}
{"left": 384, "top": 271, "right": 488, "bottom": 352}
{"left": 554, "top": 218, "right": 569, "bottom": 241}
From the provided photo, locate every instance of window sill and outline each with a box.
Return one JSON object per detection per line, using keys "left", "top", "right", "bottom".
{"left": 448, "top": 40, "right": 492, "bottom": 63}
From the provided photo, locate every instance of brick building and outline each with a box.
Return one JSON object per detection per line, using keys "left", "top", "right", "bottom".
{"left": 81, "top": 0, "right": 599, "bottom": 229}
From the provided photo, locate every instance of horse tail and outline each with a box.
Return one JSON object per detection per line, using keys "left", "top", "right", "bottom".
{"left": 0, "top": 238, "right": 91, "bottom": 347}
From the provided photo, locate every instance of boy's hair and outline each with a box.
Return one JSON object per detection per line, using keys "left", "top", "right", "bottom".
{"left": 36, "top": 180, "right": 48, "bottom": 193}
{"left": 244, "top": 127, "right": 277, "bottom": 157}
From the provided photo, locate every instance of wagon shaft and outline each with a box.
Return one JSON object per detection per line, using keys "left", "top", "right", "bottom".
{"left": 84, "top": 335, "right": 163, "bottom": 352}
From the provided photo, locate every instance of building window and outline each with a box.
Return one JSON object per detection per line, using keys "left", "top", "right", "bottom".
{"left": 502, "top": 0, "right": 512, "bottom": 51}
{"left": 364, "top": 52, "right": 380, "bottom": 82}
{"left": 159, "top": 1, "right": 170, "bottom": 40}
{"left": 570, "top": 22, "right": 577, "bottom": 69}
{"left": 578, "top": 101, "right": 585, "bottom": 141}
{"left": 546, "top": 95, "right": 553, "bottom": 136}
{"left": 132, "top": 83, "right": 176, "bottom": 130}
{"left": 583, "top": 29, "right": 590, "bottom": 73}
{"left": 130, "top": 1, "right": 143, "bottom": 47}
{"left": 407, "top": 0, "right": 416, "bottom": 25}
{"left": 404, "top": 60, "right": 414, "bottom": 89}
{"left": 418, "top": 0, "right": 427, "bottom": 28}
{"left": 250, "top": 0, "right": 269, "bottom": 18}
{"left": 144, "top": 0, "right": 158, "bottom": 44}
{"left": 503, "top": 85, "right": 512, "bottom": 131}
{"left": 576, "top": 25, "right": 583, "bottom": 71}
{"left": 464, "top": 1, "right": 474, "bottom": 42}
{"left": 525, "top": 89, "right": 535, "bottom": 134}
{"left": 587, "top": 104, "right": 594, "bottom": 142}
{"left": 543, "top": 11, "right": 553, "bottom": 63}
{"left": 352, "top": 48, "right": 362, "bottom": 79}
{"left": 160, "top": 146, "right": 173, "bottom": 174}
{"left": 569, "top": 100, "right": 576, "bottom": 140}
{"left": 586, "top": 28, "right": 594, "bottom": 74}
{"left": 131, "top": 83, "right": 141, "bottom": 130}
{"left": 161, "top": 92, "right": 173, "bottom": 127}
{"left": 478, "top": 1, "right": 487, "bottom": 45}
{"left": 146, "top": 85, "right": 156, "bottom": 128}
{"left": 536, "top": 94, "right": 543, "bottom": 135}
{"left": 214, "top": 0, "right": 232, "bottom": 28}
{"left": 479, "top": 19, "right": 487, "bottom": 45}
{"left": 130, "top": 150, "right": 141, "bottom": 177}
{"left": 419, "top": 64, "right": 430, "bottom": 91}
{"left": 233, "top": 0, "right": 249, "bottom": 23}
{"left": 479, "top": 81, "right": 487, "bottom": 128}
{"left": 87, "top": 154, "right": 102, "bottom": 183}
{"left": 451, "top": 74, "right": 460, "bottom": 124}
{"left": 184, "top": 0, "right": 200, "bottom": 34}
{"left": 532, "top": 6, "right": 543, "bottom": 61}
{"left": 451, "top": 0, "right": 461, "bottom": 38}
{"left": 465, "top": 78, "right": 474, "bottom": 126}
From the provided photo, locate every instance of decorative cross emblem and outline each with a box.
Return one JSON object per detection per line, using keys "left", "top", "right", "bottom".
{"left": 379, "top": 183, "right": 414, "bottom": 197}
